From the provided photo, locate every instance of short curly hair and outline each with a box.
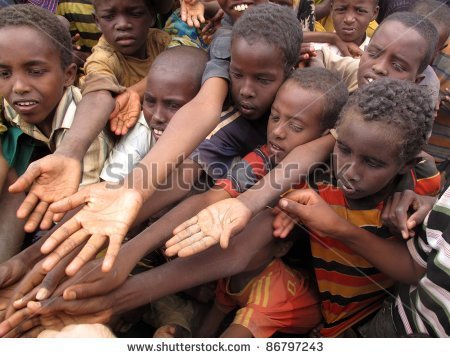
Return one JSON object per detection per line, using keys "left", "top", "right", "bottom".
{"left": 337, "top": 78, "right": 434, "bottom": 163}
{"left": 286, "top": 68, "right": 348, "bottom": 130}
{"left": 232, "top": 3, "right": 302, "bottom": 74}
{"left": 0, "top": 4, "right": 72, "bottom": 69}
{"left": 380, "top": 12, "right": 438, "bottom": 73}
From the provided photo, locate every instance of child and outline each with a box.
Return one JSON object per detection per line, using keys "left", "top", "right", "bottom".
{"left": 271, "top": 78, "right": 437, "bottom": 336}
{"left": 0, "top": 5, "right": 112, "bottom": 259}
{"left": 100, "top": 46, "right": 208, "bottom": 182}
{"left": 313, "top": 0, "right": 379, "bottom": 56}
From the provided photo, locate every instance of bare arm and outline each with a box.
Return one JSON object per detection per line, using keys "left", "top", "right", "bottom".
{"left": 196, "top": 303, "right": 227, "bottom": 338}
{"left": 314, "top": 0, "right": 332, "bottom": 20}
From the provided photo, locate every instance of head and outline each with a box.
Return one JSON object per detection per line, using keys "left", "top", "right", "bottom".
{"left": 230, "top": 3, "right": 302, "bottom": 120}
{"left": 411, "top": 0, "right": 450, "bottom": 60}
{"left": 267, "top": 68, "right": 348, "bottom": 163}
{"left": 245, "top": 236, "right": 294, "bottom": 272}
{"left": 92, "top": 0, "right": 156, "bottom": 59}
{"left": 216, "top": 0, "right": 268, "bottom": 23}
{"left": 334, "top": 78, "right": 434, "bottom": 202}
{"left": 0, "top": 5, "right": 76, "bottom": 131}
{"left": 358, "top": 12, "right": 438, "bottom": 86}
{"left": 331, "top": 0, "right": 379, "bottom": 46}
{"left": 143, "top": 46, "right": 208, "bottom": 140}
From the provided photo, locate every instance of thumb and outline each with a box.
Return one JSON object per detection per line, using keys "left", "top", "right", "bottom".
{"left": 8, "top": 164, "right": 41, "bottom": 193}
{"left": 279, "top": 198, "right": 305, "bottom": 217}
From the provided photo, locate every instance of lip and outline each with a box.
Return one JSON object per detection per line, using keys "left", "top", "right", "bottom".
{"left": 363, "top": 74, "right": 377, "bottom": 85}
{"left": 337, "top": 178, "right": 358, "bottom": 195}
{"left": 115, "top": 36, "right": 136, "bottom": 46}
{"left": 151, "top": 127, "right": 165, "bottom": 140}
{"left": 268, "top": 141, "right": 284, "bottom": 156}
{"left": 12, "top": 99, "right": 40, "bottom": 114}
{"left": 238, "top": 102, "right": 256, "bottom": 116}
{"left": 230, "top": 2, "right": 252, "bottom": 12}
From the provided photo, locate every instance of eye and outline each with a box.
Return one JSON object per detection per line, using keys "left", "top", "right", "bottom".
{"left": 167, "top": 102, "right": 181, "bottom": 110}
{"left": 356, "top": 8, "right": 368, "bottom": 14}
{"left": 257, "top": 78, "right": 272, "bottom": 85}
{"left": 289, "top": 122, "right": 303, "bottom": 132}
{"left": 270, "top": 112, "right": 280, "bottom": 122}
{"left": 0, "top": 69, "right": 11, "bottom": 79}
{"left": 101, "top": 13, "right": 114, "bottom": 21}
{"left": 28, "top": 68, "right": 46, "bottom": 76}
{"left": 337, "top": 143, "right": 351, "bottom": 155}
{"left": 230, "top": 71, "right": 242, "bottom": 79}
{"left": 365, "top": 159, "right": 384, "bottom": 168}
{"left": 367, "top": 50, "right": 380, "bottom": 58}
{"left": 130, "top": 10, "right": 145, "bottom": 17}
{"left": 144, "top": 95, "right": 155, "bottom": 106}
{"left": 392, "top": 62, "right": 405, "bottom": 72}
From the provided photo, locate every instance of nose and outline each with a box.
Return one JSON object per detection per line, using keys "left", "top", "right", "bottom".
{"left": 343, "top": 11, "right": 355, "bottom": 24}
{"left": 239, "top": 78, "right": 255, "bottom": 99}
{"left": 115, "top": 15, "right": 132, "bottom": 31}
{"left": 12, "top": 75, "right": 31, "bottom": 95}
{"left": 272, "top": 121, "right": 286, "bottom": 139}
{"left": 372, "top": 58, "right": 388, "bottom": 77}
{"left": 151, "top": 105, "right": 167, "bottom": 125}
{"left": 343, "top": 162, "right": 361, "bottom": 183}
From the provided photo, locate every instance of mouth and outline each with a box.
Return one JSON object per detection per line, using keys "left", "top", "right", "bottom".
{"left": 13, "top": 99, "right": 39, "bottom": 113}
{"left": 364, "top": 75, "right": 376, "bottom": 85}
{"left": 337, "top": 178, "right": 357, "bottom": 195}
{"left": 341, "top": 27, "right": 356, "bottom": 34}
{"left": 152, "top": 127, "right": 165, "bottom": 139}
{"left": 233, "top": 3, "right": 249, "bottom": 11}
{"left": 238, "top": 101, "right": 256, "bottom": 116}
{"left": 115, "top": 36, "right": 136, "bottom": 46}
{"left": 268, "top": 141, "right": 284, "bottom": 155}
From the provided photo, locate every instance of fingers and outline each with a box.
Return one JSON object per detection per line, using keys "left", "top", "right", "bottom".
{"left": 172, "top": 216, "right": 199, "bottom": 236}
{"left": 41, "top": 227, "right": 89, "bottom": 271}
{"left": 102, "top": 234, "right": 122, "bottom": 272}
{"left": 48, "top": 187, "right": 89, "bottom": 214}
{"left": 16, "top": 192, "right": 39, "bottom": 220}
{"left": 177, "top": 236, "right": 218, "bottom": 257}
{"left": 0, "top": 307, "right": 34, "bottom": 337}
{"left": 23, "top": 201, "right": 49, "bottom": 232}
{"left": 165, "top": 229, "right": 204, "bottom": 257}
{"left": 64, "top": 233, "right": 105, "bottom": 276}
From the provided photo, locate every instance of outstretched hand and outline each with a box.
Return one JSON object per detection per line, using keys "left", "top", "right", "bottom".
{"left": 180, "top": 0, "right": 206, "bottom": 28}
{"left": 165, "top": 198, "right": 252, "bottom": 257}
{"left": 8, "top": 153, "right": 81, "bottom": 232}
{"left": 40, "top": 182, "right": 144, "bottom": 275}
{"left": 109, "top": 89, "right": 141, "bottom": 135}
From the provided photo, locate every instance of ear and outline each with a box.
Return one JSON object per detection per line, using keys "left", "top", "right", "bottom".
{"left": 372, "top": 5, "right": 380, "bottom": 21}
{"left": 63, "top": 63, "right": 78, "bottom": 87}
{"left": 414, "top": 73, "right": 425, "bottom": 84}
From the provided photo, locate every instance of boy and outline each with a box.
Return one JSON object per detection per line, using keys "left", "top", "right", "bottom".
{"left": 100, "top": 46, "right": 208, "bottom": 182}
{"left": 0, "top": 5, "right": 112, "bottom": 259}
{"left": 313, "top": 0, "right": 379, "bottom": 56}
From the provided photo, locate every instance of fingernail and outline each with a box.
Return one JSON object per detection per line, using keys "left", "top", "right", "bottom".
{"left": 280, "top": 199, "right": 287, "bottom": 208}
{"left": 36, "top": 288, "right": 48, "bottom": 301}
{"left": 13, "top": 297, "right": 23, "bottom": 306}
{"left": 64, "top": 291, "right": 76, "bottom": 301}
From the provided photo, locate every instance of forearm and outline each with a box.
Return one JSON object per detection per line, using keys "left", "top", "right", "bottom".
{"left": 196, "top": 304, "right": 226, "bottom": 338}
{"left": 112, "top": 209, "right": 274, "bottom": 315}
{"left": 127, "top": 78, "right": 147, "bottom": 101}
{"left": 238, "top": 134, "right": 335, "bottom": 214}
{"left": 123, "top": 77, "right": 228, "bottom": 201}
{"left": 303, "top": 31, "right": 338, "bottom": 45}
{"left": 335, "top": 222, "right": 425, "bottom": 284}
{"left": 55, "top": 91, "right": 115, "bottom": 161}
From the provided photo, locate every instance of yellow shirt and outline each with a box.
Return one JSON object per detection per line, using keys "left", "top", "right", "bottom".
{"left": 81, "top": 28, "right": 170, "bottom": 95}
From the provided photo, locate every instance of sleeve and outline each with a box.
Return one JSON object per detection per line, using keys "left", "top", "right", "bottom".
{"left": 215, "top": 146, "right": 272, "bottom": 198}
{"left": 80, "top": 129, "right": 114, "bottom": 187}
{"left": 201, "top": 27, "right": 232, "bottom": 84}
{"left": 80, "top": 38, "right": 126, "bottom": 96}
{"left": 100, "top": 117, "right": 152, "bottom": 182}
{"left": 322, "top": 46, "right": 359, "bottom": 93}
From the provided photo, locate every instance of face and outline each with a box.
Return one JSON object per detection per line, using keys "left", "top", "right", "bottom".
{"left": 230, "top": 37, "right": 286, "bottom": 120}
{"left": 332, "top": 0, "right": 379, "bottom": 45}
{"left": 94, "top": 0, "right": 155, "bottom": 59}
{"left": 0, "top": 26, "right": 75, "bottom": 133}
{"left": 267, "top": 83, "right": 325, "bottom": 164}
{"left": 143, "top": 69, "right": 197, "bottom": 140}
{"left": 433, "top": 23, "right": 450, "bottom": 61}
{"left": 217, "top": 0, "right": 268, "bottom": 23}
{"left": 333, "top": 111, "right": 406, "bottom": 202}
{"left": 357, "top": 20, "right": 428, "bottom": 86}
